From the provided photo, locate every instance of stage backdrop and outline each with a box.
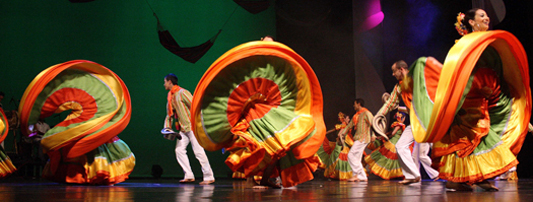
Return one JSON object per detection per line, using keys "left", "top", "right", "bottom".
{"left": 0, "top": 0, "right": 275, "bottom": 178}
{"left": 277, "top": 0, "right": 533, "bottom": 178}
{"left": 2, "top": 0, "right": 532, "bottom": 179}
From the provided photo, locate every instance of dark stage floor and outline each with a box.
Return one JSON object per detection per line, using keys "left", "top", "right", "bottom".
{"left": 1, "top": 177, "right": 533, "bottom": 202}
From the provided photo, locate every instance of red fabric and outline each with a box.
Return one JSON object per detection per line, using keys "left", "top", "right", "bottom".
{"left": 41, "top": 88, "right": 97, "bottom": 127}
{"left": 226, "top": 78, "right": 281, "bottom": 126}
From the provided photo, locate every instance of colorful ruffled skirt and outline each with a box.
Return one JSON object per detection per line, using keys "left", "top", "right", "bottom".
{"left": 364, "top": 131, "right": 404, "bottom": 180}
{"left": 317, "top": 137, "right": 353, "bottom": 180}
{"left": 406, "top": 31, "right": 531, "bottom": 184}
{"left": 190, "top": 41, "right": 326, "bottom": 187}
{"left": 19, "top": 60, "right": 135, "bottom": 185}
{"left": 0, "top": 108, "right": 16, "bottom": 178}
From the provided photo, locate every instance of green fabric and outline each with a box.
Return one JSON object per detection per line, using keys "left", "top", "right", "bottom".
{"left": 367, "top": 131, "right": 402, "bottom": 170}
{"left": 279, "top": 128, "right": 317, "bottom": 170}
{"left": 409, "top": 57, "right": 433, "bottom": 129}
{"left": 410, "top": 47, "right": 509, "bottom": 155}
{"left": 87, "top": 139, "right": 134, "bottom": 164}
{"left": 200, "top": 55, "right": 299, "bottom": 144}
{"left": 0, "top": 146, "right": 10, "bottom": 163}
{"left": 332, "top": 146, "right": 351, "bottom": 173}
{"left": 30, "top": 69, "right": 118, "bottom": 139}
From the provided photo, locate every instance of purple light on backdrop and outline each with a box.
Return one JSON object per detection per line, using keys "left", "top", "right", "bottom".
{"left": 357, "top": 0, "right": 384, "bottom": 33}
{"left": 405, "top": 0, "right": 439, "bottom": 47}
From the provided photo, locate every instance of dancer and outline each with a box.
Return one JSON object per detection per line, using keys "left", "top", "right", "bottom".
{"left": 365, "top": 111, "right": 407, "bottom": 180}
{"left": 374, "top": 60, "right": 436, "bottom": 185}
{"left": 406, "top": 9, "right": 531, "bottom": 191}
{"left": 0, "top": 107, "right": 16, "bottom": 178}
{"left": 18, "top": 60, "right": 135, "bottom": 185}
{"left": 346, "top": 99, "right": 374, "bottom": 182}
{"left": 317, "top": 112, "right": 353, "bottom": 180}
{"left": 189, "top": 39, "right": 326, "bottom": 188}
{"left": 162, "top": 73, "right": 215, "bottom": 185}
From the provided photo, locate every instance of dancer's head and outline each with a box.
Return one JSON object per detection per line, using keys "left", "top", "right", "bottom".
{"left": 394, "top": 111, "right": 406, "bottom": 122}
{"left": 463, "top": 8, "right": 490, "bottom": 33}
{"left": 164, "top": 73, "right": 178, "bottom": 90}
{"left": 353, "top": 98, "right": 364, "bottom": 111}
{"left": 392, "top": 60, "right": 408, "bottom": 81}
{"left": 261, "top": 35, "right": 274, "bottom": 42}
{"left": 338, "top": 112, "right": 346, "bottom": 122}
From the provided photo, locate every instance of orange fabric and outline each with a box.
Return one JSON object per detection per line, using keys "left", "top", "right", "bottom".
{"left": 190, "top": 41, "right": 325, "bottom": 188}
{"left": 224, "top": 120, "right": 267, "bottom": 177}
{"left": 0, "top": 108, "right": 9, "bottom": 143}
{"left": 67, "top": 75, "right": 132, "bottom": 159}
{"left": 279, "top": 155, "right": 320, "bottom": 187}
{"left": 226, "top": 78, "right": 282, "bottom": 126}
{"left": 399, "top": 81, "right": 413, "bottom": 110}
{"left": 432, "top": 69, "right": 495, "bottom": 157}
{"left": 18, "top": 60, "right": 132, "bottom": 159}
{"left": 423, "top": 57, "right": 443, "bottom": 101}
{"left": 412, "top": 31, "right": 531, "bottom": 144}
{"left": 191, "top": 41, "right": 325, "bottom": 151}
{"left": 351, "top": 108, "right": 369, "bottom": 131}
{"left": 41, "top": 88, "right": 98, "bottom": 127}
{"left": 166, "top": 85, "right": 182, "bottom": 117}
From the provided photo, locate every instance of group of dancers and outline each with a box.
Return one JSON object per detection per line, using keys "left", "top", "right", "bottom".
{"left": 0, "top": 8, "right": 531, "bottom": 193}
{"left": 318, "top": 8, "right": 532, "bottom": 192}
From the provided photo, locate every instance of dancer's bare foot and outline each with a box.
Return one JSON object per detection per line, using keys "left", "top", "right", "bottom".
{"left": 445, "top": 181, "right": 473, "bottom": 191}
{"left": 252, "top": 185, "right": 270, "bottom": 189}
{"left": 347, "top": 177, "right": 360, "bottom": 182}
{"left": 245, "top": 177, "right": 259, "bottom": 188}
{"left": 179, "top": 178, "right": 195, "bottom": 183}
{"left": 199, "top": 180, "right": 215, "bottom": 185}
{"left": 252, "top": 179, "right": 282, "bottom": 189}
{"left": 262, "top": 178, "right": 282, "bottom": 189}
{"left": 475, "top": 180, "right": 499, "bottom": 192}
{"left": 399, "top": 176, "right": 420, "bottom": 185}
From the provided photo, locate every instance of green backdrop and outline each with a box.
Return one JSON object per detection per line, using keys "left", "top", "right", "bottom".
{"left": 0, "top": 0, "right": 275, "bottom": 178}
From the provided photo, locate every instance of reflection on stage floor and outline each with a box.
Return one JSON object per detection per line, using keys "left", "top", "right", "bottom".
{"left": 0, "top": 177, "right": 532, "bottom": 201}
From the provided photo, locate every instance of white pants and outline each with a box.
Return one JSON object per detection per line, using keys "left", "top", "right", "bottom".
{"left": 175, "top": 131, "right": 214, "bottom": 181}
{"left": 348, "top": 140, "right": 369, "bottom": 180}
{"left": 412, "top": 142, "right": 439, "bottom": 179}
{"left": 396, "top": 125, "right": 420, "bottom": 180}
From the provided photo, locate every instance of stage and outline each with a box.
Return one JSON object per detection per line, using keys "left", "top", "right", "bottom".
{"left": 0, "top": 177, "right": 532, "bottom": 201}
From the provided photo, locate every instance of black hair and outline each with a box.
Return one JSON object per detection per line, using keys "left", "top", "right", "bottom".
{"left": 165, "top": 73, "right": 178, "bottom": 85}
{"left": 463, "top": 8, "right": 481, "bottom": 33}
{"left": 355, "top": 98, "right": 365, "bottom": 107}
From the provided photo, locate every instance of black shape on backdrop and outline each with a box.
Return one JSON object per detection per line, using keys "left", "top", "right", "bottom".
{"left": 233, "top": 0, "right": 270, "bottom": 14}
{"left": 156, "top": 14, "right": 221, "bottom": 64}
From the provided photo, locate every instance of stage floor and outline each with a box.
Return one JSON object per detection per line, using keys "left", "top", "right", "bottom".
{"left": 1, "top": 177, "right": 533, "bottom": 201}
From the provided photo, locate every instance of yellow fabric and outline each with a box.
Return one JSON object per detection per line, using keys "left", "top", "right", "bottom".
{"left": 191, "top": 41, "right": 326, "bottom": 152}
{"left": 0, "top": 160, "right": 16, "bottom": 178}
{"left": 19, "top": 62, "right": 127, "bottom": 154}
{"left": 412, "top": 31, "right": 531, "bottom": 144}
{"left": 85, "top": 154, "right": 136, "bottom": 182}
{"left": 364, "top": 159, "right": 403, "bottom": 180}
{"left": 324, "top": 163, "right": 353, "bottom": 181}
{"left": 437, "top": 143, "right": 518, "bottom": 184}
{"left": 42, "top": 152, "right": 136, "bottom": 184}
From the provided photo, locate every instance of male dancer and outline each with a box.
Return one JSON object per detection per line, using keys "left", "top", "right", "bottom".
{"left": 163, "top": 73, "right": 215, "bottom": 185}
{"left": 346, "top": 98, "right": 374, "bottom": 182}
{"left": 374, "top": 60, "right": 438, "bottom": 184}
